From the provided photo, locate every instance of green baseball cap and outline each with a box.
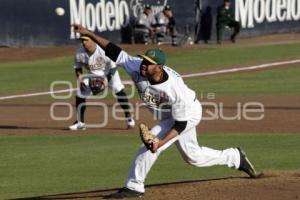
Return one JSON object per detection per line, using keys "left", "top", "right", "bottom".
{"left": 139, "top": 48, "right": 166, "bottom": 65}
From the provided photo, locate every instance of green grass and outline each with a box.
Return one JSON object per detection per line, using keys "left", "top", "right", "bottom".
{"left": 186, "top": 65, "right": 300, "bottom": 96}
{"left": 1, "top": 43, "right": 300, "bottom": 94}
{"left": 0, "top": 57, "right": 74, "bottom": 94}
{"left": 0, "top": 134, "right": 299, "bottom": 199}
{"left": 166, "top": 43, "right": 300, "bottom": 72}
{"left": 1, "top": 64, "right": 299, "bottom": 103}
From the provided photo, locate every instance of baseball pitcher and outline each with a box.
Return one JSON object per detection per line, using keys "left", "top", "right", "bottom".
{"left": 73, "top": 24, "right": 258, "bottom": 198}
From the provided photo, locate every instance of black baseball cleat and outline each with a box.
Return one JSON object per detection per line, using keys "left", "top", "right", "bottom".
{"left": 104, "top": 187, "right": 144, "bottom": 199}
{"left": 237, "top": 147, "right": 258, "bottom": 178}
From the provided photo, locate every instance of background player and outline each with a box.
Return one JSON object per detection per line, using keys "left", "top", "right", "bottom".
{"left": 69, "top": 36, "right": 135, "bottom": 130}
{"left": 72, "top": 24, "right": 258, "bottom": 198}
{"left": 216, "top": 0, "right": 241, "bottom": 44}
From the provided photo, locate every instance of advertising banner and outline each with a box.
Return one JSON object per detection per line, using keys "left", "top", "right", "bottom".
{"left": 0, "top": 0, "right": 299, "bottom": 46}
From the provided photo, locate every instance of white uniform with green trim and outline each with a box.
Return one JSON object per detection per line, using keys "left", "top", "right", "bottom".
{"left": 116, "top": 50, "right": 241, "bottom": 193}
{"left": 74, "top": 44, "right": 124, "bottom": 97}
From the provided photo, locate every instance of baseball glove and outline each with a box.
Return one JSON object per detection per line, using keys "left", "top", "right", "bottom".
{"left": 139, "top": 123, "right": 159, "bottom": 152}
{"left": 89, "top": 77, "right": 107, "bottom": 95}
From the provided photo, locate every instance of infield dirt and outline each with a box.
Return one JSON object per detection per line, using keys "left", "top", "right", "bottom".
{"left": 0, "top": 95, "right": 300, "bottom": 135}
{"left": 14, "top": 171, "right": 300, "bottom": 200}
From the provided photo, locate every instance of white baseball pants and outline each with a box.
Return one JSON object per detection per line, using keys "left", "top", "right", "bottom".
{"left": 125, "top": 100, "right": 240, "bottom": 193}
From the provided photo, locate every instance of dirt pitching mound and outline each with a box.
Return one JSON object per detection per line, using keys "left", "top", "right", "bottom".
{"left": 14, "top": 171, "right": 300, "bottom": 200}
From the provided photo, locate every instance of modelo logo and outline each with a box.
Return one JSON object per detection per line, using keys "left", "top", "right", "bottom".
{"left": 70, "top": 0, "right": 130, "bottom": 38}
{"left": 235, "top": 0, "right": 300, "bottom": 28}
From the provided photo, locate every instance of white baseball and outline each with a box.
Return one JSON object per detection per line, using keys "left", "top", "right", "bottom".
{"left": 55, "top": 7, "right": 65, "bottom": 16}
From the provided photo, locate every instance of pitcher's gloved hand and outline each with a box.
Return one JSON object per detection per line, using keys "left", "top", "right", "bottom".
{"left": 139, "top": 123, "right": 159, "bottom": 153}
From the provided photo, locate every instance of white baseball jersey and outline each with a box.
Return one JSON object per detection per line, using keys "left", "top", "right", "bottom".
{"left": 155, "top": 12, "right": 169, "bottom": 33}
{"left": 136, "top": 12, "right": 156, "bottom": 30}
{"left": 74, "top": 44, "right": 124, "bottom": 95}
{"left": 115, "top": 49, "right": 241, "bottom": 193}
{"left": 74, "top": 44, "right": 117, "bottom": 77}
{"left": 116, "top": 50, "right": 196, "bottom": 121}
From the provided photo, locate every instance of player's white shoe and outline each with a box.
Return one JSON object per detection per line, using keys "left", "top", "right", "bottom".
{"left": 69, "top": 121, "right": 86, "bottom": 131}
{"left": 126, "top": 118, "right": 135, "bottom": 129}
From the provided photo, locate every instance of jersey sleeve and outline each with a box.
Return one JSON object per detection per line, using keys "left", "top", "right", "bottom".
{"left": 103, "top": 42, "right": 142, "bottom": 75}
{"left": 73, "top": 48, "right": 85, "bottom": 69}
{"left": 116, "top": 50, "right": 142, "bottom": 75}
{"left": 74, "top": 53, "right": 82, "bottom": 69}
